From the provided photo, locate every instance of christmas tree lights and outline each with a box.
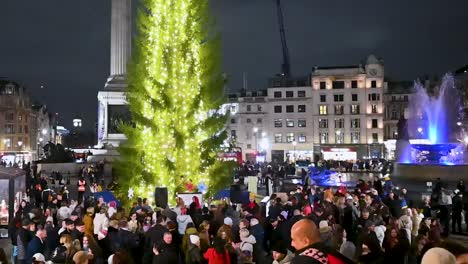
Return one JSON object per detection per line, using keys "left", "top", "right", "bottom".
{"left": 115, "top": 0, "right": 234, "bottom": 205}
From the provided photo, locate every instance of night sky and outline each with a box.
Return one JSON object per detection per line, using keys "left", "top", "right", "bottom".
{"left": 0, "top": 0, "right": 467, "bottom": 130}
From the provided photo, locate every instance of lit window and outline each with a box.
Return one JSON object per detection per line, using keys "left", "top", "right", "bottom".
{"left": 286, "top": 119, "right": 294, "bottom": 127}
{"left": 286, "top": 133, "right": 295, "bottom": 143}
{"left": 319, "top": 105, "right": 328, "bottom": 115}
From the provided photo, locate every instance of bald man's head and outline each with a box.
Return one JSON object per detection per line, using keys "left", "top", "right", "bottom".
{"left": 291, "top": 219, "right": 321, "bottom": 251}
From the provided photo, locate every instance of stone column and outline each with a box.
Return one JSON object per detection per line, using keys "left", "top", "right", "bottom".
{"left": 110, "top": 0, "right": 132, "bottom": 77}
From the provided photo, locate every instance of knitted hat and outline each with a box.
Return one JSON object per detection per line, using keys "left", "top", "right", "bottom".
{"left": 271, "top": 242, "right": 288, "bottom": 255}
{"left": 421, "top": 247, "right": 456, "bottom": 264}
{"left": 189, "top": 235, "right": 200, "bottom": 245}
{"left": 224, "top": 217, "right": 233, "bottom": 226}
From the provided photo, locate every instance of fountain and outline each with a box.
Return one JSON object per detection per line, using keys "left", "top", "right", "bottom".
{"left": 393, "top": 74, "right": 468, "bottom": 181}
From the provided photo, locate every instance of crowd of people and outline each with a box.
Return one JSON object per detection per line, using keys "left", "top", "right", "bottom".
{"left": 4, "top": 160, "right": 468, "bottom": 264}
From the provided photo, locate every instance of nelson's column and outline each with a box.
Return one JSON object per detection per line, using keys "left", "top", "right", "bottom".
{"left": 97, "top": 0, "right": 132, "bottom": 148}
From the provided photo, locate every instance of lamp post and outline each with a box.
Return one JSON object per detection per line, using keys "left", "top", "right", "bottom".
{"left": 292, "top": 141, "right": 297, "bottom": 162}
{"left": 253, "top": 127, "right": 259, "bottom": 154}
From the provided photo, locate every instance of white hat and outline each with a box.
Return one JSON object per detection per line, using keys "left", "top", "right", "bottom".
{"left": 319, "top": 220, "right": 331, "bottom": 232}
{"left": 32, "top": 253, "right": 46, "bottom": 263}
{"left": 189, "top": 235, "right": 200, "bottom": 245}
{"left": 319, "top": 220, "right": 329, "bottom": 229}
{"left": 224, "top": 217, "right": 233, "bottom": 226}
{"left": 454, "top": 189, "right": 460, "bottom": 195}
{"left": 346, "top": 195, "right": 353, "bottom": 200}
{"left": 250, "top": 218, "right": 259, "bottom": 226}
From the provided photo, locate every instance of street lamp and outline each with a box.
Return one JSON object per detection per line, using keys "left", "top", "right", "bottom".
{"left": 292, "top": 141, "right": 297, "bottom": 162}
{"left": 17, "top": 141, "right": 23, "bottom": 147}
{"left": 417, "top": 127, "right": 423, "bottom": 133}
{"left": 253, "top": 127, "right": 259, "bottom": 160}
{"left": 42, "top": 128, "right": 47, "bottom": 135}
{"left": 457, "top": 121, "right": 462, "bottom": 126}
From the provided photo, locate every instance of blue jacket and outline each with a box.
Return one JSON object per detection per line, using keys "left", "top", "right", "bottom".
{"left": 26, "top": 236, "right": 45, "bottom": 263}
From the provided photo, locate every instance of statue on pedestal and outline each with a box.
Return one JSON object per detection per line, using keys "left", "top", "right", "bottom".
{"left": 396, "top": 115, "right": 412, "bottom": 163}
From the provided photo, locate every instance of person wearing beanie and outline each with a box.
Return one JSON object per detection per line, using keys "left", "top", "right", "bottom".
{"left": 421, "top": 247, "right": 457, "bottom": 264}
{"left": 186, "top": 235, "right": 203, "bottom": 264}
{"left": 271, "top": 242, "right": 293, "bottom": 264}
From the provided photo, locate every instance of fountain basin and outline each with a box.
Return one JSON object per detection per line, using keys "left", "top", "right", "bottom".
{"left": 393, "top": 162, "right": 468, "bottom": 182}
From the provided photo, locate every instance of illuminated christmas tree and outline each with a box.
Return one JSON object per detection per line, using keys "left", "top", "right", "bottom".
{"left": 115, "top": 0, "right": 234, "bottom": 205}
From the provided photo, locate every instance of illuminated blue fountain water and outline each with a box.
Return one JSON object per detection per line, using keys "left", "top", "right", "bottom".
{"left": 397, "top": 74, "right": 465, "bottom": 165}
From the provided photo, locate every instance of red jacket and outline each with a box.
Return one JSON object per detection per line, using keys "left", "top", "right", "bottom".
{"left": 203, "top": 248, "right": 230, "bottom": 264}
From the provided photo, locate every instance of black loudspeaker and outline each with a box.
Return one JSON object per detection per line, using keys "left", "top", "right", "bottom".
{"left": 230, "top": 184, "right": 242, "bottom": 204}
{"left": 154, "top": 187, "right": 168, "bottom": 208}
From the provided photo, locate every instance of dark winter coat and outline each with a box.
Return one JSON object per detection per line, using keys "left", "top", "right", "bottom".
{"left": 152, "top": 242, "right": 178, "bottom": 264}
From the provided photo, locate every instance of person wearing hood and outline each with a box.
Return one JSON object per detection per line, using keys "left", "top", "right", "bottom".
{"left": 238, "top": 228, "right": 256, "bottom": 264}
{"left": 177, "top": 207, "right": 194, "bottom": 235}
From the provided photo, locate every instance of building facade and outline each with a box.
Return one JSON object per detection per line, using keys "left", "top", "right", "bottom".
{"left": 227, "top": 55, "right": 386, "bottom": 162}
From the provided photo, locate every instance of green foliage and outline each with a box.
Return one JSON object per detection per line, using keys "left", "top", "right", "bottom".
{"left": 115, "top": 0, "right": 233, "bottom": 206}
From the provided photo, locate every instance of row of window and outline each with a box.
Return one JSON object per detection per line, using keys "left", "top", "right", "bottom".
{"left": 273, "top": 133, "right": 307, "bottom": 143}
{"left": 1, "top": 137, "right": 29, "bottom": 148}
{"left": 4, "top": 113, "right": 28, "bottom": 122}
{"left": 273, "top": 90, "right": 306, "bottom": 98}
{"left": 273, "top": 105, "right": 306, "bottom": 113}
{"left": 233, "top": 131, "right": 380, "bottom": 145}
{"left": 242, "top": 93, "right": 380, "bottom": 113}
{"left": 274, "top": 119, "right": 307, "bottom": 128}
{"left": 232, "top": 116, "right": 379, "bottom": 128}
{"left": 318, "top": 132, "right": 379, "bottom": 144}
{"left": 317, "top": 118, "right": 378, "bottom": 128}
{"left": 318, "top": 104, "right": 378, "bottom": 115}
{"left": 319, "top": 80, "right": 378, "bottom": 90}
{"left": 3, "top": 124, "right": 29, "bottom": 134}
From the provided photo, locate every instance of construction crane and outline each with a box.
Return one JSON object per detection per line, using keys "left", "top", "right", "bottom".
{"left": 276, "top": 0, "right": 291, "bottom": 78}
